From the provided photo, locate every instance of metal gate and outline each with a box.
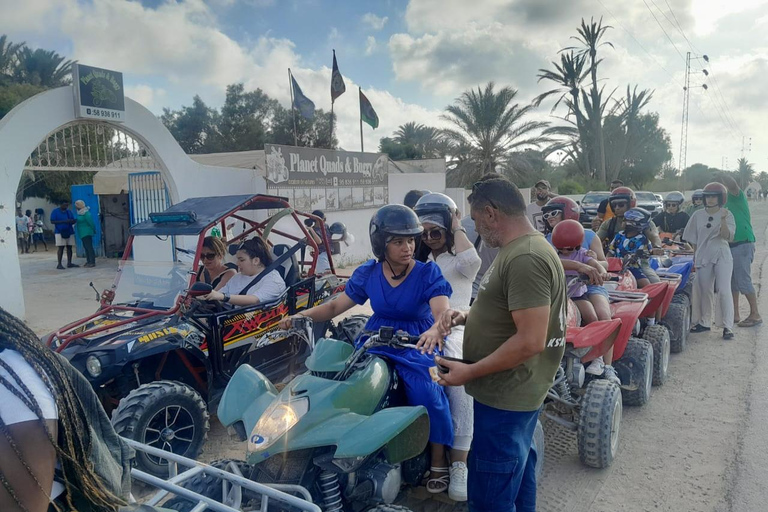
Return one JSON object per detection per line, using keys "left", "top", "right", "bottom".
{"left": 128, "top": 171, "right": 170, "bottom": 225}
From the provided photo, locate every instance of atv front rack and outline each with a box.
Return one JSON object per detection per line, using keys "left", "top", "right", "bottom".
{"left": 124, "top": 438, "right": 320, "bottom": 512}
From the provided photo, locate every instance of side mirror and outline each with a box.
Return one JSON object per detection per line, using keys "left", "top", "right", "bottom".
{"left": 576, "top": 201, "right": 581, "bottom": 205}
{"left": 188, "top": 282, "right": 213, "bottom": 297}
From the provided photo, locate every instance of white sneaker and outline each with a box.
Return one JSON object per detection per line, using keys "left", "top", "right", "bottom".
{"left": 448, "top": 461, "right": 468, "bottom": 502}
{"left": 603, "top": 365, "right": 621, "bottom": 386}
{"left": 585, "top": 356, "right": 605, "bottom": 376}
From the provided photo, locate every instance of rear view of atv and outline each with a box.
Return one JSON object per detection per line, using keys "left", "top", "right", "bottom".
{"left": 168, "top": 320, "right": 544, "bottom": 511}
{"left": 44, "top": 194, "right": 349, "bottom": 477}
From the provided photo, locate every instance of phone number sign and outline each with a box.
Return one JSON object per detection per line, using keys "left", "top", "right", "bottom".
{"left": 73, "top": 64, "right": 126, "bottom": 123}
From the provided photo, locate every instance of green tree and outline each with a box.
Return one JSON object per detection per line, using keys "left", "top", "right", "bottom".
{"left": 683, "top": 163, "right": 718, "bottom": 190}
{"left": 14, "top": 47, "right": 73, "bottom": 87}
{"left": 609, "top": 112, "right": 672, "bottom": 188}
{"left": 0, "top": 82, "right": 45, "bottom": 118}
{"left": 0, "top": 35, "right": 23, "bottom": 83}
{"left": 268, "top": 106, "right": 338, "bottom": 149}
{"left": 737, "top": 157, "right": 754, "bottom": 188}
{"left": 379, "top": 122, "right": 446, "bottom": 160}
{"left": 442, "top": 82, "right": 548, "bottom": 187}
{"left": 160, "top": 95, "right": 217, "bottom": 154}
{"left": 207, "top": 83, "right": 279, "bottom": 152}
{"left": 756, "top": 171, "right": 768, "bottom": 191}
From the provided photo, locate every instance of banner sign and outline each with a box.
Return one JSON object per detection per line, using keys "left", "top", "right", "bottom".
{"left": 72, "top": 64, "right": 125, "bottom": 122}
{"left": 265, "top": 144, "right": 388, "bottom": 211}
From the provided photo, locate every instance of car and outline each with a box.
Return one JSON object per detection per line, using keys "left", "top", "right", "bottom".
{"left": 43, "top": 194, "right": 352, "bottom": 477}
{"left": 578, "top": 191, "right": 611, "bottom": 227}
{"left": 636, "top": 191, "right": 663, "bottom": 214}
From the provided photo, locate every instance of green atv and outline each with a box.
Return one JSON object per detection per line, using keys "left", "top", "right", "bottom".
{"left": 166, "top": 319, "right": 544, "bottom": 511}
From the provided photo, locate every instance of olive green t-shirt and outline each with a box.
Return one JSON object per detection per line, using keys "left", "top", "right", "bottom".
{"left": 464, "top": 233, "right": 567, "bottom": 411}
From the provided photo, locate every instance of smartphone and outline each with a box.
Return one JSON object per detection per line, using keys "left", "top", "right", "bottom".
{"left": 435, "top": 355, "right": 473, "bottom": 374}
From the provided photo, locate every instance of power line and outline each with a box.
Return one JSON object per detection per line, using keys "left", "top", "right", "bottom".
{"left": 641, "top": 0, "right": 687, "bottom": 63}
{"left": 661, "top": 0, "right": 700, "bottom": 53}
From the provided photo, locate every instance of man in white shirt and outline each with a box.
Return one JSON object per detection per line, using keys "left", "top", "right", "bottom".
{"left": 526, "top": 180, "right": 555, "bottom": 233}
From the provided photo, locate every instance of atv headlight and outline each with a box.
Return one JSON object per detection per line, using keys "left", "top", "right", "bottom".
{"left": 85, "top": 355, "right": 102, "bottom": 378}
{"left": 249, "top": 397, "right": 309, "bottom": 453}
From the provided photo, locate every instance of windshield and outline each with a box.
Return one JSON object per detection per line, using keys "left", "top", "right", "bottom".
{"left": 112, "top": 260, "right": 194, "bottom": 309}
{"left": 636, "top": 192, "right": 657, "bottom": 202}
{"left": 582, "top": 193, "right": 609, "bottom": 204}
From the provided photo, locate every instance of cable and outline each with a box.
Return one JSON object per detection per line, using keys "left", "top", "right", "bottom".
{"left": 641, "top": 0, "right": 687, "bottom": 63}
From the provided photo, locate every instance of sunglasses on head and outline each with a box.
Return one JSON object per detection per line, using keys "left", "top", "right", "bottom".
{"left": 542, "top": 210, "right": 562, "bottom": 220}
{"left": 421, "top": 228, "right": 444, "bottom": 240}
{"left": 557, "top": 246, "right": 580, "bottom": 252}
{"left": 200, "top": 252, "right": 217, "bottom": 261}
{"left": 471, "top": 181, "right": 499, "bottom": 210}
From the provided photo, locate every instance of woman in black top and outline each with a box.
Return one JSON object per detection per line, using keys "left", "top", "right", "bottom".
{"left": 196, "top": 236, "right": 236, "bottom": 290}
{"left": 652, "top": 191, "right": 690, "bottom": 238}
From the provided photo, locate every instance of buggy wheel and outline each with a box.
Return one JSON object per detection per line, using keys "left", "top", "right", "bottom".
{"left": 577, "top": 379, "right": 622, "bottom": 469}
{"left": 664, "top": 301, "right": 690, "bottom": 354}
{"left": 532, "top": 419, "right": 545, "bottom": 480}
{"left": 164, "top": 460, "right": 258, "bottom": 512}
{"left": 643, "top": 324, "right": 670, "bottom": 386}
{"left": 112, "top": 381, "right": 209, "bottom": 478}
{"left": 614, "top": 337, "right": 653, "bottom": 406}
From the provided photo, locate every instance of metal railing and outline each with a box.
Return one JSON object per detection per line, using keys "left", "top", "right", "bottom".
{"left": 124, "top": 438, "right": 321, "bottom": 512}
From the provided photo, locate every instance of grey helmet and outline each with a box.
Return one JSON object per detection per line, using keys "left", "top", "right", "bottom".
{"left": 413, "top": 193, "right": 457, "bottom": 231}
{"left": 692, "top": 189, "right": 704, "bottom": 201}
{"left": 664, "top": 191, "right": 685, "bottom": 206}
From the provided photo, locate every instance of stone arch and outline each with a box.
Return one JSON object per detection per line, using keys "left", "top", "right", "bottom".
{"left": 0, "top": 86, "right": 262, "bottom": 319}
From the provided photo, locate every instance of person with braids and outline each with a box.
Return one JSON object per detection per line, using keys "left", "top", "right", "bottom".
{"left": 0, "top": 306, "right": 133, "bottom": 512}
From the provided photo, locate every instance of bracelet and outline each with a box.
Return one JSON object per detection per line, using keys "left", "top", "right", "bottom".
{"left": 453, "top": 227, "right": 467, "bottom": 234}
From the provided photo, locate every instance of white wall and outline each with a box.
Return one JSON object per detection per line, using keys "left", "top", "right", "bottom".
{"left": 19, "top": 197, "right": 58, "bottom": 229}
{"left": 388, "top": 172, "right": 447, "bottom": 207}
{"left": 0, "top": 86, "right": 266, "bottom": 319}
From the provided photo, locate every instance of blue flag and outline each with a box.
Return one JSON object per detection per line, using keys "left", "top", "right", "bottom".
{"left": 291, "top": 75, "right": 315, "bottom": 120}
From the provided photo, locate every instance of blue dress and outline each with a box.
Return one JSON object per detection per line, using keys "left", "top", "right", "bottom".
{"left": 345, "top": 259, "right": 454, "bottom": 446}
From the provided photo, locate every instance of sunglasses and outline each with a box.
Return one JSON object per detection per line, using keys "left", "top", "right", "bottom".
{"left": 421, "top": 228, "right": 444, "bottom": 240}
{"left": 664, "top": 202, "right": 679, "bottom": 207}
{"left": 706, "top": 216, "right": 714, "bottom": 229}
{"left": 611, "top": 201, "right": 628, "bottom": 208}
{"left": 200, "top": 252, "right": 217, "bottom": 261}
{"left": 558, "top": 246, "right": 580, "bottom": 253}
{"left": 471, "top": 181, "right": 499, "bottom": 210}
{"left": 542, "top": 210, "right": 562, "bottom": 220}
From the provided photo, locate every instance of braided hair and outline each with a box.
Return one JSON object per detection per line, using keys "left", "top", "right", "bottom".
{"left": 0, "top": 306, "right": 124, "bottom": 512}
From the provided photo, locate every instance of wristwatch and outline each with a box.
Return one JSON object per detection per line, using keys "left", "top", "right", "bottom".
{"left": 453, "top": 226, "right": 467, "bottom": 234}
{"left": 222, "top": 293, "right": 231, "bottom": 303}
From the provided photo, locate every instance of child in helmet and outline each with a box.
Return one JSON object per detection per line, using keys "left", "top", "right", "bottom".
{"left": 551, "top": 220, "right": 619, "bottom": 385}
{"left": 683, "top": 182, "right": 736, "bottom": 340}
{"left": 607, "top": 207, "right": 660, "bottom": 288}
{"left": 685, "top": 189, "right": 705, "bottom": 215}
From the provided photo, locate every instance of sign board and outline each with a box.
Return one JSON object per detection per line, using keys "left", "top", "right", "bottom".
{"left": 72, "top": 64, "right": 125, "bottom": 122}
{"left": 265, "top": 144, "right": 388, "bottom": 212}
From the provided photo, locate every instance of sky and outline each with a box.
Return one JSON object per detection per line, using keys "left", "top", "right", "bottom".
{"left": 2, "top": 0, "right": 767, "bottom": 173}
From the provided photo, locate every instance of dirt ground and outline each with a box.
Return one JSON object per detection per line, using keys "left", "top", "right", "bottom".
{"left": 21, "top": 201, "right": 768, "bottom": 511}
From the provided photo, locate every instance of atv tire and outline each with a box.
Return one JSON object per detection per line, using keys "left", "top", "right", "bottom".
{"left": 664, "top": 301, "right": 690, "bottom": 354}
{"left": 164, "top": 460, "right": 259, "bottom": 512}
{"left": 643, "top": 324, "right": 670, "bottom": 386}
{"left": 112, "top": 381, "right": 209, "bottom": 478}
{"left": 533, "top": 419, "right": 545, "bottom": 480}
{"left": 614, "top": 337, "right": 653, "bottom": 407}
{"left": 577, "top": 379, "right": 622, "bottom": 469}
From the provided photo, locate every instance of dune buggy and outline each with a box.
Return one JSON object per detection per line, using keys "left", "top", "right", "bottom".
{"left": 44, "top": 194, "right": 352, "bottom": 476}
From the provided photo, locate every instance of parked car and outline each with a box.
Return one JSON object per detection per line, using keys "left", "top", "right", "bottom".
{"left": 636, "top": 191, "right": 663, "bottom": 214}
{"left": 578, "top": 191, "right": 611, "bottom": 227}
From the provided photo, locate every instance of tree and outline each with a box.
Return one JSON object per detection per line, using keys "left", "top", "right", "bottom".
{"left": 379, "top": 122, "right": 446, "bottom": 160}
{"left": 609, "top": 112, "right": 672, "bottom": 188}
{"left": 206, "top": 83, "right": 279, "bottom": 152}
{"left": 442, "top": 82, "right": 548, "bottom": 187}
{"left": 268, "top": 106, "right": 338, "bottom": 149}
{"left": 737, "top": 157, "right": 754, "bottom": 188}
{"left": 0, "top": 82, "right": 45, "bottom": 118}
{"left": 0, "top": 35, "right": 23, "bottom": 83}
{"left": 756, "top": 171, "right": 768, "bottom": 192}
{"left": 14, "top": 47, "right": 73, "bottom": 87}
{"left": 683, "top": 163, "right": 718, "bottom": 190}
{"left": 160, "top": 96, "right": 217, "bottom": 154}
{"left": 566, "top": 17, "right": 614, "bottom": 183}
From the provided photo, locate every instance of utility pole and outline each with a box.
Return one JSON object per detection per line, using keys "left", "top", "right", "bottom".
{"left": 678, "top": 52, "right": 691, "bottom": 174}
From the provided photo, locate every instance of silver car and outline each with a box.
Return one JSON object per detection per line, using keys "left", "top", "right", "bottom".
{"left": 636, "top": 191, "right": 663, "bottom": 214}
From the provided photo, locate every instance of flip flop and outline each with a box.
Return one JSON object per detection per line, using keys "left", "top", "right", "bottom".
{"left": 738, "top": 318, "right": 763, "bottom": 328}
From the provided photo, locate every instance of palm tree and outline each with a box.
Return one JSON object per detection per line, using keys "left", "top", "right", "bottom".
{"left": 604, "top": 85, "right": 653, "bottom": 180}
{"left": 737, "top": 157, "right": 755, "bottom": 188}
{"left": 0, "top": 35, "right": 24, "bottom": 82}
{"left": 14, "top": 47, "right": 73, "bottom": 87}
{"left": 566, "top": 17, "right": 614, "bottom": 183}
{"left": 442, "top": 82, "right": 549, "bottom": 186}
{"left": 535, "top": 51, "right": 592, "bottom": 176}
{"left": 393, "top": 122, "right": 445, "bottom": 158}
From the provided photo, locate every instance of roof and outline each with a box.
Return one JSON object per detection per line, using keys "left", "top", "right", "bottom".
{"left": 130, "top": 194, "right": 289, "bottom": 236}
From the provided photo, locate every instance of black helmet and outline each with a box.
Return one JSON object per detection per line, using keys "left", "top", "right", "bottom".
{"left": 403, "top": 189, "right": 431, "bottom": 209}
{"left": 369, "top": 205, "right": 423, "bottom": 260}
{"left": 329, "top": 221, "right": 346, "bottom": 236}
{"left": 413, "top": 192, "right": 457, "bottom": 231}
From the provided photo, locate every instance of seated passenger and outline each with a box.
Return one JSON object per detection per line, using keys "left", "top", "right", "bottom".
{"left": 551, "top": 220, "right": 619, "bottom": 384}
{"left": 195, "top": 236, "right": 236, "bottom": 290}
{"left": 608, "top": 208, "right": 659, "bottom": 288}
{"left": 201, "top": 237, "right": 286, "bottom": 306}
{"left": 653, "top": 191, "right": 690, "bottom": 240}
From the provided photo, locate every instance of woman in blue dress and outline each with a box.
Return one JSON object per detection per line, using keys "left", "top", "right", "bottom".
{"left": 281, "top": 204, "right": 454, "bottom": 488}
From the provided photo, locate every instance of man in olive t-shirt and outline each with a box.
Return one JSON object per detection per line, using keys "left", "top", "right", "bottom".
{"left": 436, "top": 176, "right": 566, "bottom": 512}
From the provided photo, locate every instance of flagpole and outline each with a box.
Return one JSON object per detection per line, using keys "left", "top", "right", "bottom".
{"left": 288, "top": 68, "right": 298, "bottom": 146}
{"left": 359, "top": 87, "right": 364, "bottom": 152}
{"left": 330, "top": 50, "right": 335, "bottom": 147}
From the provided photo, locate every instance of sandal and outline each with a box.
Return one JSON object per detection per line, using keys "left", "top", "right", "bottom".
{"left": 738, "top": 318, "right": 763, "bottom": 328}
{"left": 427, "top": 466, "right": 450, "bottom": 494}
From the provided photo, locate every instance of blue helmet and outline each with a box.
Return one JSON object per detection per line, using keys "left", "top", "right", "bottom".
{"left": 624, "top": 207, "right": 652, "bottom": 231}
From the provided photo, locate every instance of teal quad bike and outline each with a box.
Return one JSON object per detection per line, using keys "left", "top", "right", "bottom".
{"left": 166, "top": 318, "right": 544, "bottom": 511}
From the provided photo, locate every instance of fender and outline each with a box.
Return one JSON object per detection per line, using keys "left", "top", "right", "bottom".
{"left": 218, "top": 364, "right": 277, "bottom": 430}
{"left": 566, "top": 318, "right": 622, "bottom": 362}
{"left": 334, "top": 406, "right": 430, "bottom": 463}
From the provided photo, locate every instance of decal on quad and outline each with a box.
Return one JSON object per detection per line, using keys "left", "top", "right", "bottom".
{"left": 221, "top": 304, "right": 290, "bottom": 346}
{"left": 137, "top": 326, "right": 189, "bottom": 343}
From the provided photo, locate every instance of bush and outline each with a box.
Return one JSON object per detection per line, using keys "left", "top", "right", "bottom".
{"left": 557, "top": 179, "right": 586, "bottom": 195}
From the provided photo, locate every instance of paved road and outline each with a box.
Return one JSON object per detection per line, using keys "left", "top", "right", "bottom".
{"left": 21, "top": 201, "right": 768, "bottom": 511}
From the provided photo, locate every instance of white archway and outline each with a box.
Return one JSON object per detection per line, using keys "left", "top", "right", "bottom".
{"left": 0, "top": 86, "right": 264, "bottom": 319}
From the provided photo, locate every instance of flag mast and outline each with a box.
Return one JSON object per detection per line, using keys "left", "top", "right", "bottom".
{"left": 288, "top": 68, "right": 298, "bottom": 146}
{"left": 359, "top": 87, "right": 364, "bottom": 152}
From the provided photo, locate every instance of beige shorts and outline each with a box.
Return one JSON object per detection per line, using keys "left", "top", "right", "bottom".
{"left": 55, "top": 234, "right": 75, "bottom": 247}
